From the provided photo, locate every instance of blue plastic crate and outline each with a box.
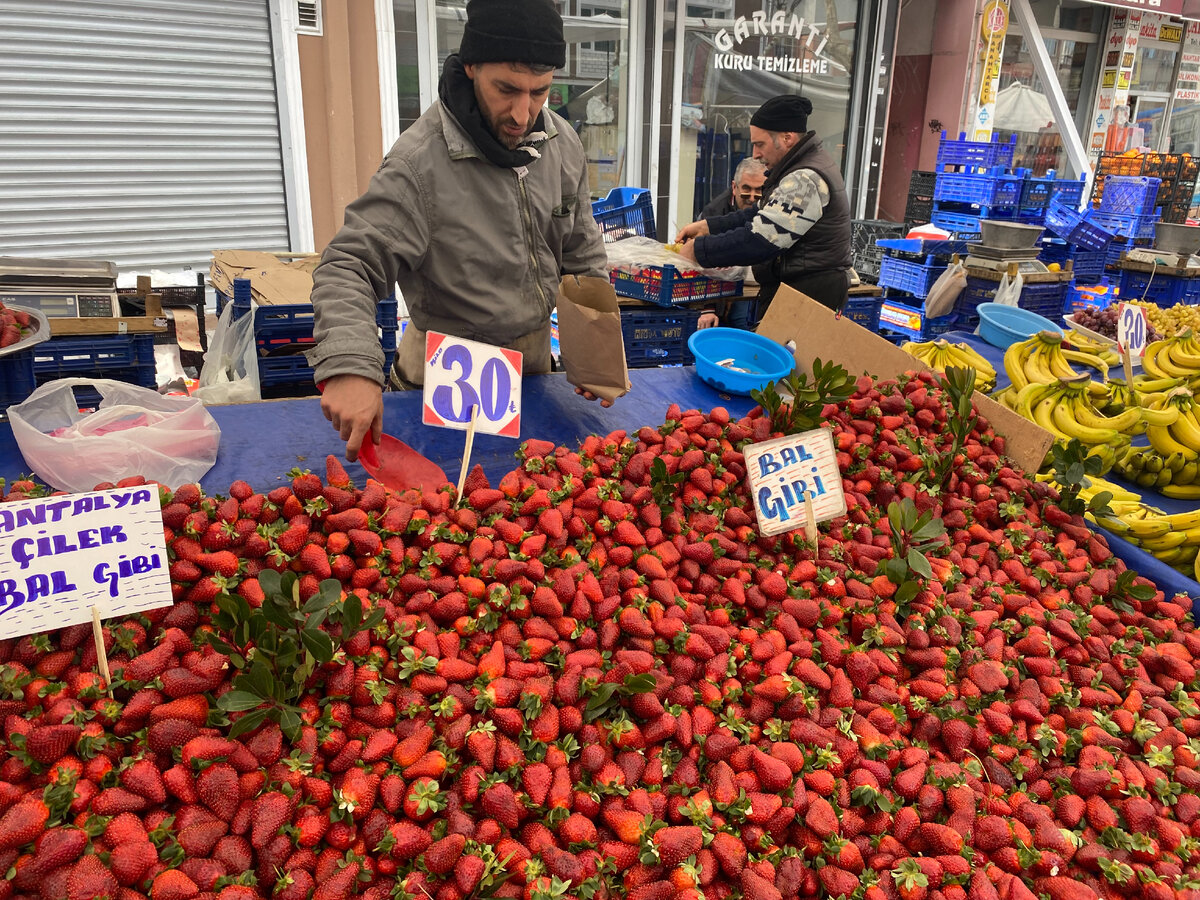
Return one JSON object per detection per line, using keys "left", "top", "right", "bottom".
{"left": 1043, "top": 198, "right": 1115, "bottom": 251}
{"left": 619, "top": 306, "right": 701, "bottom": 368}
{"left": 930, "top": 207, "right": 984, "bottom": 237}
{"left": 1087, "top": 209, "right": 1159, "bottom": 241}
{"left": 258, "top": 346, "right": 397, "bottom": 390}
{"left": 1018, "top": 281, "right": 1070, "bottom": 322}
{"left": 1099, "top": 176, "right": 1163, "bottom": 217}
{"left": 1048, "top": 177, "right": 1087, "bottom": 209}
{"left": 1065, "top": 277, "right": 1117, "bottom": 314}
{"left": 1020, "top": 172, "right": 1088, "bottom": 214}
{"left": 935, "top": 131, "right": 1016, "bottom": 172}
{"left": 219, "top": 285, "right": 398, "bottom": 331}
{"left": 934, "top": 171, "right": 1022, "bottom": 207}
{"left": 1037, "top": 239, "right": 1106, "bottom": 284}
{"left": 841, "top": 295, "right": 883, "bottom": 331}
{"left": 33, "top": 334, "right": 156, "bottom": 381}
{"left": 877, "top": 297, "right": 958, "bottom": 340}
{"left": 1118, "top": 269, "right": 1200, "bottom": 308}
{"left": 877, "top": 255, "right": 945, "bottom": 299}
{"left": 592, "top": 187, "right": 656, "bottom": 242}
{"left": 0, "top": 350, "right": 36, "bottom": 417}
{"left": 609, "top": 265, "right": 742, "bottom": 307}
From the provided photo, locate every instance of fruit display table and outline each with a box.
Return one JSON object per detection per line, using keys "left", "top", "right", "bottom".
{"left": 0, "top": 368, "right": 754, "bottom": 495}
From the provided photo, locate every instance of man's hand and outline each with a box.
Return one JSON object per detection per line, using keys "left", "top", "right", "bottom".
{"left": 575, "top": 386, "right": 615, "bottom": 408}
{"left": 674, "top": 220, "right": 710, "bottom": 243}
{"left": 319, "top": 374, "right": 383, "bottom": 462}
{"left": 698, "top": 311, "right": 719, "bottom": 329}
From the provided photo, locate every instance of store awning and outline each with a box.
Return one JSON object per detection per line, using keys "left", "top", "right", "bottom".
{"left": 1080, "top": 0, "right": 1200, "bottom": 20}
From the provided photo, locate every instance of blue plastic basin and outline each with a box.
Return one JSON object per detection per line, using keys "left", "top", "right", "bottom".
{"left": 976, "top": 302, "right": 1063, "bottom": 349}
{"left": 687, "top": 327, "right": 795, "bottom": 396}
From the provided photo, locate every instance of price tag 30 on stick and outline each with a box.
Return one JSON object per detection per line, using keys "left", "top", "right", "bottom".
{"left": 743, "top": 428, "right": 846, "bottom": 538}
{"left": 1117, "top": 302, "right": 1149, "bottom": 360}
{"left": 422, "top": 332, "right": 522, "bottom": 438}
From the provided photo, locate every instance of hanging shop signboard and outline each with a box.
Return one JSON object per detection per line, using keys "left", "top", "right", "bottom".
{"left": 1087, "top": 0, "right": 1184, "bottom": 15}
{"left": 710, "top": 11, "right": 843, "bottom": 75}
{"left": 974, "top": 0, "right": 1010, "bottom": 141}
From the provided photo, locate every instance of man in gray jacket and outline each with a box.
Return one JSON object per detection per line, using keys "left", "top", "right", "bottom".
{"left": 306, "top": 0, "right": 609, "bottom": 461}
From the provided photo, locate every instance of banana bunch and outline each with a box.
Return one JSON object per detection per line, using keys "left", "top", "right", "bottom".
{"left": 1141, "top": 329, "right": 1200, "bottom": 382}
{"left": 1002, "top": 330, "right": 1111, "bottom": 391}
{"left": 1112, "top": 386, "right": 1200, "bottom": 498}
{"left": 1093, "top": 500, "right": 1200, "bottom": 576}
{"left": 994, "top": 375, "right": 1134, "bottom": 475}
{"left": 901, "top": 339, "right": 997, "bottom": 393}
{"left": 1066, "top": 329, "right": 1121, "bottom": 367}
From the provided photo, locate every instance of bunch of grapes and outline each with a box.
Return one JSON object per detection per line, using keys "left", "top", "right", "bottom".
{"left": 1072, "top": 304, "right": 1163, "bottom": 342}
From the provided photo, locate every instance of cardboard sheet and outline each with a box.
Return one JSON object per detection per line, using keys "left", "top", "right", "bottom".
{"left": 756, "top": 287, "right": 1054, "bottom": 475}
{"left": 209, "top": 250, "right": 319, "bottom": 307}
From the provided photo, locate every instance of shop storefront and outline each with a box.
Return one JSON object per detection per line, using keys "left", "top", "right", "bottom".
{"left": 386, "top": 0, "right": 895, "bottom": 235}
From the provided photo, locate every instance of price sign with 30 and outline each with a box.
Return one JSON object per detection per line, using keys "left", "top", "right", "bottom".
{"left": 422, "top": 332, "right": 522, "bottom": 438}
{"left": 1117, "top": 302, "right": 1149, "bottom": 359}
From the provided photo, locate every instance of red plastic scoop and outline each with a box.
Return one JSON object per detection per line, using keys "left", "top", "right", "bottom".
{"left": 357, "top": 433, "right": 447, "bottom": 493}
{"left": 316, "top": 381, "right": 448, "bottom": 492}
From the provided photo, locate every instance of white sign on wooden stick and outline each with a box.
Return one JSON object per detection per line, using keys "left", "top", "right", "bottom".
{"left": 0, "top": 487, "right": 173, "bottom": 639}
{"left": 743, "top": 428, "right": 846, "bottom": 538}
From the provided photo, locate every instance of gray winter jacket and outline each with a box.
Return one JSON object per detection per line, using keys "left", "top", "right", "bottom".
{"left": 307, "top": 102, "right": 607, "bottom": 386}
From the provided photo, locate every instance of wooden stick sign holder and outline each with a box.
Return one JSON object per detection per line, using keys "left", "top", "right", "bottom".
{"left": 456, "top": 405, "right": 479, "bottom": 501}
{"left": 91, "top": 606, "right": 113, "bottom": 696}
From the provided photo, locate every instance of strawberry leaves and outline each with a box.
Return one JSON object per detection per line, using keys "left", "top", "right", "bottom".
{"left": 205, "top": 570, "right": 380, "bottom": 740}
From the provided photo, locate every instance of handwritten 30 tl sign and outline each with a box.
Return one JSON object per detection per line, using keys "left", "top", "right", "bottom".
{"left": 0, "top": 487, "right": 173, "bottom": 639}
{"left": 422, "top": 332, "right": 523, "bottom": 438}
{"left": 743, "top": 428, "right": 846, "bottom": 538}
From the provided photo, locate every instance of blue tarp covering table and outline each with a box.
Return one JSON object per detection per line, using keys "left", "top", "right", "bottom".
{"left": 0, "top": 369, "right": 755, "bottom": 496}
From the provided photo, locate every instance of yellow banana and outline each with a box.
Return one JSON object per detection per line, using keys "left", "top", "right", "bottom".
{"left": 1016, "top": 382, "right": 1050, "bottom": 420}
{"left": 1168, "top": 402, "right": 1200, "bottom": 455}
{"left": 1138, "top": 530, "right": 1191, "bottom": 552}
{"left": 1034, "top": 395, "right": 1070, "bottom": 439}
{"left": 1145, "top": 340, "right": 1194, "bottom": 379}
{"left": 1061, "top": 349, "right": 1109, "bottom": 381}
{"left": 1069, "top": 395, "right": 1141, "bottom": 434}
{"left": 1139, "top": 404, "right": 1181, "bottom": 427}
{"left": 1167, "top": 335, "right": 1200, "bottom": 371}
{"left": 1123, "top": 515, "right": 1173, "bottom": 539}
{"left": 1003, "top": 340, "right": 1032, "bottom": 392}
{"left": 1133, "top": 373, "right": 1186, "bottom": 393}
{"left": 1050, "top": 400, "right": 1119, "bottom": 445}
{"left": 1163, "top": 483, "right": 1200, "bottom": 500}
{"left": 1148, "top": 423, "right": 1198, "bottom": 459}
{"left": 1024, "top": 346, "right": 1057, "bottom": 386}
{"left": 1177, "top": 459, "right": 1200, "bottom": 485}
{"left": 1044, "top": 345, "right": 1078, "bottom": 380}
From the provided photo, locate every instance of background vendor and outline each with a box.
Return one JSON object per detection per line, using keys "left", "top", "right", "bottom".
{"left": 675, "top": 94, "right": 852, "bottom": 326}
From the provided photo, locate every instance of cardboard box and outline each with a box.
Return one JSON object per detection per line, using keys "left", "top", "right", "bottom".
{"left": 209, "top": 250, "right": 319, "bottom": 307}
{"left": 756, "top": 287, "right": 1054, "bottom": 475}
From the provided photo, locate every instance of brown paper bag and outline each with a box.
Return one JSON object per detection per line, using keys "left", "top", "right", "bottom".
{"left": 556, "top": 275, "right": 631, "bottom": 402}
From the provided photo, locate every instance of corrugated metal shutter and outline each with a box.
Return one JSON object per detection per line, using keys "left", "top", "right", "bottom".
{"left": 0, "top": 0, "right": 290, "bottom": 270}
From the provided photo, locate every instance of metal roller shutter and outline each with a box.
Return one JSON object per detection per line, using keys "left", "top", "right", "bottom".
{"left": 0, "top": 0, "right": 291, "bottom": 270}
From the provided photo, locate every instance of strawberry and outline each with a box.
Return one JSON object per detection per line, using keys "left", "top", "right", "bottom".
{"left": 110, "top": 839, "right": 158, "bottom": 886}
{"left": 66, "top": 853, "right": 119, "bottom": 900}
{"left": 651, "top": 825, "right": 703, "bottom": 867}
{"left": 26, "top": 826, "right": 87, "bottom": 877}
{"left": 455, "top": 852, "right": 486, "bottom": 896}
{"left": 482, "top": 781, "right": 521, "bottom": 830}
{"left": 425, "top": 832, "right": 466, "bottom": 874}
{"left": 121, "top": 756, "right": 168, "bottom": 803}
{"left": 710, "top": 831, "right": 747, "bottom": 877}
{"left": 25, "top": 724, "right": 80, "bottom": 765}
{"left": 0, "top": 797, "right": 48, "bottom": 851}
{"left": 298, "top": 544, "right": 332, "bottom": 579}
{"left": 250, "top": 791, "right": 292, "bottom": 849}
{"left": 196, "top": 762, "right": 240, "bottom": 821}
{"left": 386, "top": 821, "right": 431, "bottom": 860}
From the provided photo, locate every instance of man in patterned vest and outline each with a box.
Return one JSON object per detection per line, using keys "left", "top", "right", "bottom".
{"left": 676, "top": 95, "right": 853, "bottom": 324}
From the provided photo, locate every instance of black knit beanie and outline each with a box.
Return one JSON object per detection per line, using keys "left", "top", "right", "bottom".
{"left": 459, "top": 0, "right": 566, "bottom": 69}
{"left": 751, "top": 95, "right": 814, "bottom": 133}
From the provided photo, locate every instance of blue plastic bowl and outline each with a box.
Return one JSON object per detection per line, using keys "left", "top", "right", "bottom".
{"left": 976, "top": 302, "right": 1063, "bottom": 349}
{"left": 687, "top": 327, "right": 795, "bottom": 395}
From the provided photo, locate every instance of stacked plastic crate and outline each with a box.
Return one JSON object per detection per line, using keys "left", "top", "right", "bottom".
{"left": 216, "top": 278, "right": 399, "bottom": 396}
{"left": 930, "top": 132, "right": 1088, "bottom": 236}
{"left": 1090, "top": 176, "right": 1161, "bottom": 271}
{"left": 904, "top": 171, "right": 935, "bottom": 228}
{"left": 1090, "top": 152, "right": 1198, "bottom": 225}
{"left": 874, "top": 239, "right": 969, "bottom": 341}
{"left": 850, "top": 220, "right": 907, "bottom": 283}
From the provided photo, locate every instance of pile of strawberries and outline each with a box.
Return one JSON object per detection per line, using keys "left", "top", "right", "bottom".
{"left": 3, "top": 369, "right": 1200, "bottom": 900}
{"left": 0, "top": 301, "right": 35, "bottom": 349}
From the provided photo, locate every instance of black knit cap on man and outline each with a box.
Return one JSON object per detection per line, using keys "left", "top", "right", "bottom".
{"left": 458, "top": 0, "right": 566, "bottom": 68}
{"left": 676, "top": 92, "right": 854, "bottom": 322}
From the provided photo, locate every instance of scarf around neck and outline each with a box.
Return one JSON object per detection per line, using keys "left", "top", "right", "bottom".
{"left": 438, "top": 55, "right": 549, "bottom": 168}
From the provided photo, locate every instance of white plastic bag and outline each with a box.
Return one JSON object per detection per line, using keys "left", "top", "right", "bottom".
{"left": 193, "top": 304, "right": 260, "bottom": 404}
{"left": 603, "top": 236, "right": 744, "bottom": 281}
{"left": 923, "top": 261, "right": 967, "bottom": 319}
{"left": 993, "top": 272, "right": 1025, "bottom": 307}
{"left": 8, "top": 379, "right": 222, "bottom": 493}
